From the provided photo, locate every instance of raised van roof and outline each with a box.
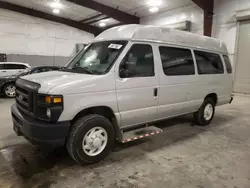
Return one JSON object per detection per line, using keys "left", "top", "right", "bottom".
{"left": 94, "top": 24, "right": 228, "bottom": 54}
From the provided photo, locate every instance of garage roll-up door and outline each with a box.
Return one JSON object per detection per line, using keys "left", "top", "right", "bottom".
{"left": 234, "top": 20, "right": 250, "bottom": 94}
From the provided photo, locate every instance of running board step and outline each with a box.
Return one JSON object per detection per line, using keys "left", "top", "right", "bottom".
{"left": 122, "top": 126, "right": 163, "bottom": 143}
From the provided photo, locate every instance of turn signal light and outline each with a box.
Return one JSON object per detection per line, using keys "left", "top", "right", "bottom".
{"left": 53, "top": 97, "right": 62, "bottom": 103}
{"left": 45, "top": 96, "right": 51, "bottom": 104}
{"left": 45, "top": 96, "right": 62, "bottom": 104}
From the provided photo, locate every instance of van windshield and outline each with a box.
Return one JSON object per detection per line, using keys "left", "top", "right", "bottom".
{"left": 63, "top": 40, "right": 128, "bottom": 75}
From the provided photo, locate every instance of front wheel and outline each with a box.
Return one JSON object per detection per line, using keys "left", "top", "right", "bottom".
{"left": 3, "top": 83, "right": 16, "bottom": 98}
{"left": 66, "top": 114, "right": 115, "bottom": 165}
{"left": 193, "top": 98, "right": 215, "bottom": 126}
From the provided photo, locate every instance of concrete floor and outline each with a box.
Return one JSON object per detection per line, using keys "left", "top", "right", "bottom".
{"left": 0, "top": 97, "right": 250, "bottom": 188}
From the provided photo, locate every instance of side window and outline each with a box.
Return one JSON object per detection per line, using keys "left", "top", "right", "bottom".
{"left": 19, "top": 65, "right": 27, "bottom": 69}
{"left": 223, "top": 55, "right": 232, "bottom": 74}
{"left": 4, "top": 64, "right": 26, "bottom": 69}
{"left": 32, "top": 68, "right": 44, "bottom": 74}
{"left": 4, "top": 64, "right": 16, "bottom": 69}
{"left": 42, "top": 68, "right": 50, "bottom": 72}
{"left": 0, "top": 64, "right": 4, "bottom": 70}
{"left": 120, "top": 44, "right": 154, "bottom": 77}
{"left": 159, "top": 46, "right": 195, "bottom": 76}
{"left": 194, "top": 51, "right": 224, "bottom": 74}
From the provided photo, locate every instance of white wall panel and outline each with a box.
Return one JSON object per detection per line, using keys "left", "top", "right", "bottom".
{"left": 0, "top": 9, "right": 94, "bottom": 57}
{"left": 212, "top": 0, "right": 250, "bottom": 65}
{"left": 140, "top": 4, "right": 203, "bottom": 34}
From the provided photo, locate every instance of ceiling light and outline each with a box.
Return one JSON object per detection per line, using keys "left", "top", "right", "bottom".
{"left": 99, "top": 22, "right": 106, "bottom": 27}
{"left": 149, "top": 7, "right": 159, "bottom": 13}
{"left": 53, "top": 9, "right": 60, "bottom": 14}
{"left": 147, "top": 0, "right": 162, "bottom": 7}
{"left": 50, "top": 1, "right": 63, "bottom": 9}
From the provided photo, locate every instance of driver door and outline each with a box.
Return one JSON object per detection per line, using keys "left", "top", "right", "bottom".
{"left": 115, "top": 43, "right": 158, "bottom": 128}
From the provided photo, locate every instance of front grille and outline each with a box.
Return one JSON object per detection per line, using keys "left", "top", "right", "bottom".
{"left": 16, "top": 86, "right": 34, "bottom": 114}
{"left": 15, "top": 79, "right": 40, "bottom": 117}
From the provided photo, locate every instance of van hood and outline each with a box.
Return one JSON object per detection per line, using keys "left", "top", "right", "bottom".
{"left": 22, "top": 71, "right": 114, "bottom": 94}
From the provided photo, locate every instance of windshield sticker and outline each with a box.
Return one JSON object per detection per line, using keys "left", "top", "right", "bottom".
{"left": 108, "top": 44, "right": 123, "bottom": 49}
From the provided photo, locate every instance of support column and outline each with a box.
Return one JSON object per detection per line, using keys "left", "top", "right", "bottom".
{"left": 204, "top": 11, "right": 213, "bottom": 36}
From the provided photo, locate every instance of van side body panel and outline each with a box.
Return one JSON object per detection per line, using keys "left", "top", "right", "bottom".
{"left": 55, "top": 41, "right": 232, "bottom": 129}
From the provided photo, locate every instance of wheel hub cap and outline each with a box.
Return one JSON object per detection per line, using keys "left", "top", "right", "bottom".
{"left": 204, "top": 104, "right": 213, "bottom": 120}
{"left": 5, "top": 85, "right": 16, "bottom": 97}
{"left": 92, "top": 138, "right": 101, "bottom": 148}
{"left": 82, "top": 127, "right": 108, "bottom": 156}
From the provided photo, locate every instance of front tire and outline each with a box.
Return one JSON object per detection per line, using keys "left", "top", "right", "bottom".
{"left": 66, "top": 114, "right": 115, "bottom": 165}
{"left": 3, "top": 83, "right": 16, "bottom": 98}
{"left": 193, "top": 98, "right": 215, "bottom": 126}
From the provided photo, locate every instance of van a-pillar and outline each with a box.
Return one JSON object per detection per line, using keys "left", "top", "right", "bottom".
{"left": 192, "top": 0, "right": 214, "bottom": 37}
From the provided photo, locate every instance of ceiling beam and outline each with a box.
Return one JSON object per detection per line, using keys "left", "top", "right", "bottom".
{"left": 80, "top": 13, "right": 103, "bottom": 23}
{"left": 192, "top": 0, "right": 214, "bottom": 37}
{"left": 0, "top": 1, "right": 102, "bottom": 36}
{"left": 66, "top": 0, "right": 139, "bottom": 24}
{"left": 192, "top": 0, "right": 214, "bottom": 13}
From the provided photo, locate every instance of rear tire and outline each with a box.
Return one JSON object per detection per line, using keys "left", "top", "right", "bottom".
{"left": 193, "top": 98, "right": 215, "bottom": 126}
{"left": 66, "top": 114, "right": 115, "bottom": 165}
{"left": 3, "top": 83, "right": 16, "bottom": 98}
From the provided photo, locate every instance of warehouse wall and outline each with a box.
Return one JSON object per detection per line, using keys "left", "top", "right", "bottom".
{"left": 212, "top": 0, "right": 250, "bottom": 65}
{"left": 140, "top": 4, "right": 204, "bottom": 34}
{"left": 141, "top": 0, "right": 250, "bottom": 67}
{"left": 0, "top": 9, "right": 94, "bottom": 67}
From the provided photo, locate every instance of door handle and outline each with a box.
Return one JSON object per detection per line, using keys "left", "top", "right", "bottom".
{"left": 154, "top": 88, "right": 158, "bottom": 97}
{"left": 1, "top": 71, "right": 6, "bottom": 72}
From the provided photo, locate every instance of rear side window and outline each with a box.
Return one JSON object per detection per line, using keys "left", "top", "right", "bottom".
{"left": 223, "top": 55, "right": 232, "bottom": 74}
{"left": 5, "top": 64, "right": 27, "bottom": 69}
{"left": 159, "top": 46, "right": 195, "bottom": 76}
{"left": 0, "top": 64, "right": 4, "bottom": 70}
{"left": 194, "top": 51, "right": 224, "bottom": 74}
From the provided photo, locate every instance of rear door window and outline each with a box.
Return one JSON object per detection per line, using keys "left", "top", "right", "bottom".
{"left": 159, "top": 46, "right": 195, "bottom": 76}
{"left": 223, "top": 55, "right": 232, "bottom": 74}
{"left": 194, "top": 51, "right": 224, "bottom": 74}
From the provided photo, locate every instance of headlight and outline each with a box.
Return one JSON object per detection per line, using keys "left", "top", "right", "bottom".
{"left": 46, "top": 108, "right": 51, "bottom": 118}
{"left": 45, "top": 95, "right": 63, "bottom": 104}
{"left": 37, "top": 94, "right": 64, "bottom": 122}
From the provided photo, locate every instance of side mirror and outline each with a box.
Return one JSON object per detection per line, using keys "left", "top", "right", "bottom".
{"left": 120, "top": 61, "right": 136, "bottom": 78}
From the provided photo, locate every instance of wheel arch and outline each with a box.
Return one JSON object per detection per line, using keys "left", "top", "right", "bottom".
{"left": 70, "top": 106, "right": 122, "bottom": 141}
{"left": 1, "top": 81, "right": 15, "bottom": 93}
{"left": 205, "top": 93, "right": 218, "bottom": 105}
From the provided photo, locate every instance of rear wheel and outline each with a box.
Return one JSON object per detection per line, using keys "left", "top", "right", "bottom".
{"left": 66, "top": 114, "right": 115, "bottom": 165}
{"left": 3, "top": 83, "right": 16, "bottom": 98}
{"left": 193, "top": 98, "right": 215, "bottom": 126}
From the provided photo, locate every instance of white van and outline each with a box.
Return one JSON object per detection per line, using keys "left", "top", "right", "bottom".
{"left": 0, "top": 62, "right": 30, "bottom": 77}
{"left": 11, "top": 25, "right": 233, "bottom": 165}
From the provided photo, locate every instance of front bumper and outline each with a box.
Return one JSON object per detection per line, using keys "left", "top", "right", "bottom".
{"left": 11, "top": 104, "right": 70, "bottom": 147}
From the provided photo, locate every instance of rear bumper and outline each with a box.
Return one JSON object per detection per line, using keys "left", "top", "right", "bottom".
{"left": 11, "top": 104, "right": 70, "bottom": 147}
